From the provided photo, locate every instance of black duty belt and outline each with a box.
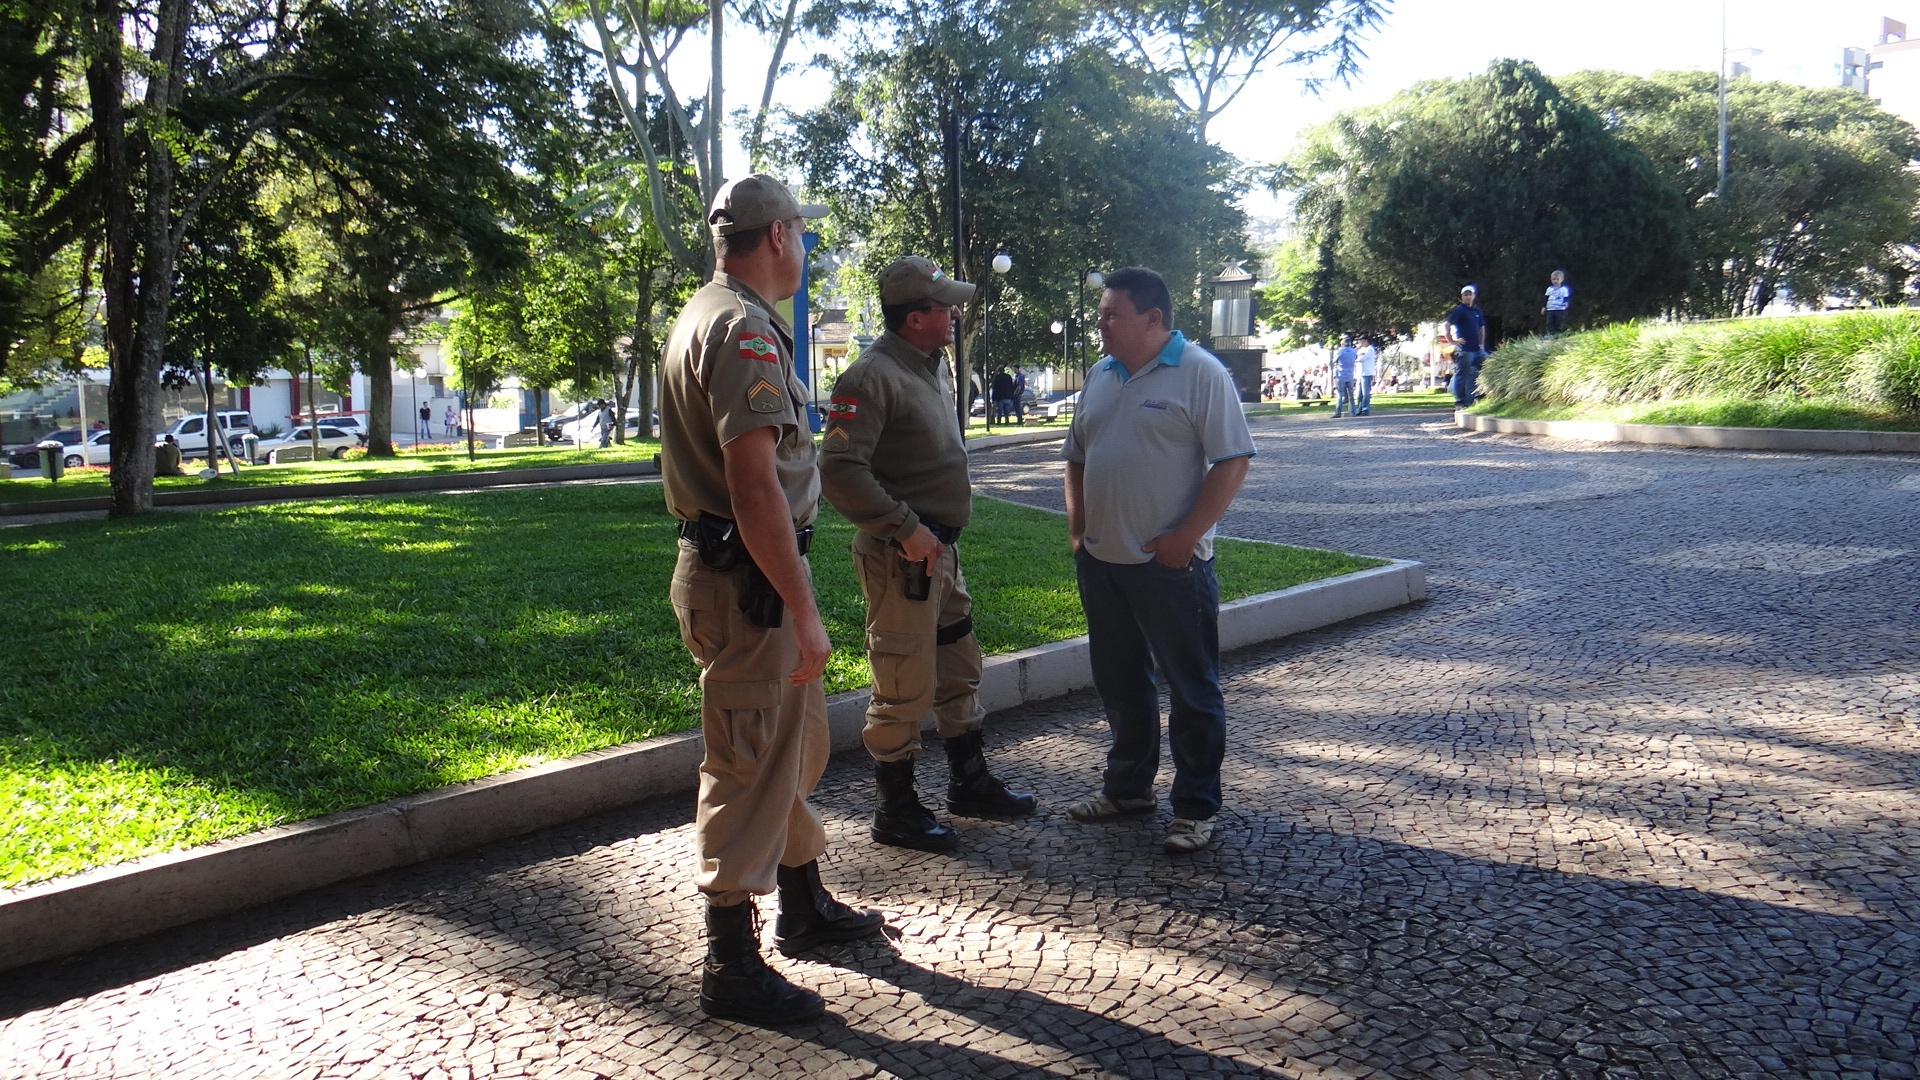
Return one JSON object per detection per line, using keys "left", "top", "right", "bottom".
{"left": 924, "top": 520, "right": 963, "bottom": 545}
{"left": 678, "top": 517, "right": 814, "bottom": 557}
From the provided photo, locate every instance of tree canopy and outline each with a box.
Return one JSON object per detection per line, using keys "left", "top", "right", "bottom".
{"left": 784, "top": 0, "right": 1248, "bottom": 377}
{"left": 1279, "top": 59, "right": 1689, "bottom": 342}
{"left": 1560, "top": 70, "right": 1920, "bottom": 317}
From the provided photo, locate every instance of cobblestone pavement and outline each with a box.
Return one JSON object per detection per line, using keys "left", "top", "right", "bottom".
{"left": 5, "top": 411, "right": 1917, "bottom": 1079}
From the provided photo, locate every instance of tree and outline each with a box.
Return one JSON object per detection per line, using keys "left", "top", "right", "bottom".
{"left": 785, "top": 0, "right": 1248, "bottom": 387}
{"left": 1279, "top": 59, "right": 1689, "bottom": 340}
{"left": 1252, "top": 237, "right": 1318, "bottom": 347}
{"left": 1096, "top": 0, "right": 1389, "bottom": 145}
{"left": 0, "top": 0, "right": 94, "bottom": 387}
{"left": 1560, "top": 70, "right": 1920, "bottom": 316}
{"left": 571, "top": 0, "right": 826, "bottom": 278}
{"left": 50, "top": 0, "right": 552, "bottom": 510}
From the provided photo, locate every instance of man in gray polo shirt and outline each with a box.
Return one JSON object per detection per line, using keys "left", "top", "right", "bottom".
{"left": 1062, "top": 265, "right": 1255, "bottom": 854}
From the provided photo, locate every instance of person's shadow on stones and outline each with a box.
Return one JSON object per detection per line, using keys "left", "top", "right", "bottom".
{"left": 776, "top": 938, "right": 1292, "bottom": 1078}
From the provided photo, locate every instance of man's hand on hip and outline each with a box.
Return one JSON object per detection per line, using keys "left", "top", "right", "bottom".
{"left": 898, "top": 523, "right": 941, "bottom": 576}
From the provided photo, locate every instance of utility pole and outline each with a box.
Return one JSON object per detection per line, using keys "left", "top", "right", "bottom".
{"left": 945, "top": 106, "right": 967, "bottom": 439}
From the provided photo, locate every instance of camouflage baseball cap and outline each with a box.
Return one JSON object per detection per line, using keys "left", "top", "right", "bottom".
{"left": 878, "top": 255, "right": 977, "bottom": 306}
{"left": 707, "top": 175, "right": 827, "bottom": 236}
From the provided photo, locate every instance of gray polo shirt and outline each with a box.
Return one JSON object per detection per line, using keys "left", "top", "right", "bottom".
{"left": 1062, "top": 330, "right": 1255, "bottom": 565}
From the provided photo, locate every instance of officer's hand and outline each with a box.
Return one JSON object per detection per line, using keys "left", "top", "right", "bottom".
{"left": 1142, "top": 531, "right": 1196, "bottom": 569}
{"left": 791, "top": 608, "right": 832, "bottom": 686}
{"left": 899, "top": 523, "right": 941, "bottom": 576}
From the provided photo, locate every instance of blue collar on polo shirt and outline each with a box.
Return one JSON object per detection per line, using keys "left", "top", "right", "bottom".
{"left": 1100, "top": 330, "right": 1187, "bottom": 383}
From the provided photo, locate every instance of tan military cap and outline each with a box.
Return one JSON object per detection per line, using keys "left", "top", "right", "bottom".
{"left": 707, "top": 175, "right": 827, "bottom": 235}
{"left": 879, "top": 255, "right": 977, "bottom": 306}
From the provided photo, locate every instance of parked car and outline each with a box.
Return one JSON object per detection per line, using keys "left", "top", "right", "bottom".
{"left": 6, "top": 428, "right": 82, "bottom": 470}
{"left": 160, "top": 410, "right": 253, "bottom": 459}
{"left": 1036, "top": 390, "right": 1080, "bottom": 418}
{"left": 301, "top": 412, "right": 368, "bottom": 437}
{"left": 56, "top": 428, "right": 114, "bottom": 467}
{"left": 539, "top": 404, "right": 594, "bottom": 442}
{"left": 256, "top": 424, "right": 364, "bottom": 463}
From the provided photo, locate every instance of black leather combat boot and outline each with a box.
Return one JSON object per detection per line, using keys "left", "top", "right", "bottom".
{"left": 870, "top": 756, "right": 960, "bottom": 851}
{"left": 773, "top": 860, "right": 886, "bottom": 955}
{"left": 943, "top": 728, "right": 1038, "bottom": 818}
{"left": 698, "top": 900, "right": 825, "bottom": 1025}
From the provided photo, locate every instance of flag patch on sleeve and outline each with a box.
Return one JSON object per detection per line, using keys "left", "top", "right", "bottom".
{"left": 826, "top": 396, "right": 859, "bottom": 419}
{"left": 739, "top": 333, "right": 778, "bottom": 363}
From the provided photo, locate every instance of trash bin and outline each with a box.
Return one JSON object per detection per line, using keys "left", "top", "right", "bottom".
{"left": 37, "top": 441, "right": 64, "bottom": 481}
{"left": 239, "top": 432, "right": 259, "bottom": 464}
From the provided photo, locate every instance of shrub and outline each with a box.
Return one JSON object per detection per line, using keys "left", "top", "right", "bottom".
{"left": 1482, "top": 309, "right": 1920, "bottom": 414}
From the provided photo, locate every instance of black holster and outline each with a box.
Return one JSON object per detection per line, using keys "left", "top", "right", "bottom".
{"left": 741, "top": 564, "right": 785, "bottom": 628}
{"left": 684, "top": 513, "right": 812, "bottom": 629}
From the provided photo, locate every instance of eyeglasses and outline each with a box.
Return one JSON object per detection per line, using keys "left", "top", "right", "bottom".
{"left": 912, "top": 304, "right": 957, "bottom": 316}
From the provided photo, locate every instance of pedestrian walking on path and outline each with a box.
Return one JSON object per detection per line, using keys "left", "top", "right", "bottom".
{"left": 1061, "top": 265, "right": 1255, "bottom": 855}
{"left": 1444, "top": 285, "right": 1487, "bottom": 407}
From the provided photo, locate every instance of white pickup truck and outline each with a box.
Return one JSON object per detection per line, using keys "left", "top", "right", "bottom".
{"left": 159, "top": 411, "right": 254, "bottom": 460}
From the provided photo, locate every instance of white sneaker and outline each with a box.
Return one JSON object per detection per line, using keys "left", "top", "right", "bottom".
{"left": 1065, "top": 792, "right": 1156, "bottom": 823}
{"left": 1162, "top": 817, "right": 1215, "bottom": 854}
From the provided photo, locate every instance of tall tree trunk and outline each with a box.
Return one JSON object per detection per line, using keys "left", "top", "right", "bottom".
{"left": 366, "top": 333, "right": 395, "bottom": 456}
{"left": 630, "top": 274, "right": 656, "bottom": 439}
{"left": 101, "top": 0, "right": 189, "bottom": 516}
{"left": 90, "top": 1, "right": 142, "bottom": 514}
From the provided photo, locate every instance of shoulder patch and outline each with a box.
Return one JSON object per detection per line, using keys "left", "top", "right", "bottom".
{"left": 739, "top": 333, "right": 779, "bottom": 363}
{"left": 747, "top": 378, "right": 784, "bottom": 414}
{"left": 822, "top": 425, "right": 850, "bottom": 453}
{"left": 825, "top": 395, "right": 859, "bottom": 419}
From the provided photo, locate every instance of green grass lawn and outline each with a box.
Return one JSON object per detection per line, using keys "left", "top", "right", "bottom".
{"left": 0, "top": 440, "right": 663, "bottom": 505}
{"left": 0, "top": 483, "right": 1378, "bottom": 888}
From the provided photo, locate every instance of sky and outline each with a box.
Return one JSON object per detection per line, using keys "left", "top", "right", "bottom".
{"left": 678, "top": 1, "right": 1917, "bottom": 219}
{"left": 1213, "top": 0, "right": 1916, "bottom": 216}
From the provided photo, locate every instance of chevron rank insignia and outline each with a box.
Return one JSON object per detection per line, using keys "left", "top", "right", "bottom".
{"left": 822, "top": 425, "right": 849, "bottom": 453}
{"left": 739, "top": 333, "right": 778, "bottom": 363}
{"left": 826, "top": 396, "right": 859, "bottom": 419}
{"left": 746, "top": 378, "right": 783, "bottom": 413}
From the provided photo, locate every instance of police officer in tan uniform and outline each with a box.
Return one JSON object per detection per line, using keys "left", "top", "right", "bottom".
{"left": 820, "top": 255, "right": 1037, "bottom": 853}
{"left": 660, "top": 175, "right": 884, "bottom": 1026}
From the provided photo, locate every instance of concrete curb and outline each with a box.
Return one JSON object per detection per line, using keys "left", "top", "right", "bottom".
{"left": 0, "top": 558, "right": 1423, "bottom": 972}
{"left": 0, "top": 459, "right": 660, "bottom": 517}
{"left": 1456, "top": 410, "right": 1920, "bottom": 454}
{"left": 963, "top": 428, "right": 1068, "bottom": 452}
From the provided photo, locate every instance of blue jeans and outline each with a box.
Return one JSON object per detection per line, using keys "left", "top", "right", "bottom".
{"left": 1453, "top": 351, "right": 1486, "bottom": 405}
{"left": 1074, "top": 547, "right": 1226, "bottom": 821}
{"left": 1334, "top": 377, "right": 1358, "bottom": 416}
{"left": 1358, "top": 375, "right": 1374, "bottom": 414}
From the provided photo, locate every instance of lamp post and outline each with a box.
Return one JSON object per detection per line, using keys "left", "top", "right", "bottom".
{"left": 1716, "top": 0, "right": 1762, "bottom": 198}
{"left": 1077, "top": 268, "right": 1104, "bottom": 369}
{"left": 982, "top": 252, "right": 1011, "bottom": 430}
{"left": 1051, "top": 319, "right": 1068, "bottom": 374}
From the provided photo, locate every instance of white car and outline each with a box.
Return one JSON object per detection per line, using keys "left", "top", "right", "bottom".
{"left": 160, "top": 410, "right": 253, "bottom": 459}
{"left": 257, "top": 424, "right": 363, "bottom": 463}
{"left": 1037, "top": 391, "right": 1080, "bottom": 419}
{"left": 46, "top": 428, "right": 115, "bottom": 468}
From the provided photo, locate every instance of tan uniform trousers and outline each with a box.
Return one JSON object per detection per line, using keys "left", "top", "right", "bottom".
{"left": 851, "top": 530, "right": 986, "bottom": 762}
{"left": 670, "top": 544, "right": 830, "bottom": 907}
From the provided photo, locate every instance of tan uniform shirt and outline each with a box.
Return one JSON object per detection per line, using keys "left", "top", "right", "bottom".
{"left": 659, "top": 273, "right": 818, "bottom": 526}
{"left": 818, "top": 330, "right": 971, "bottom": 539}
